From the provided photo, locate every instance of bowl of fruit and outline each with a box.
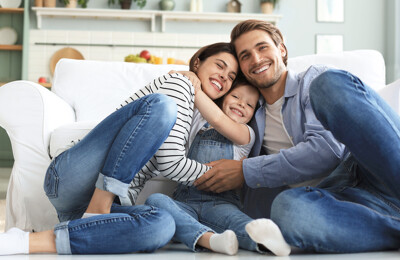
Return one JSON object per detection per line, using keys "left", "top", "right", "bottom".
{"left": 125, "top": 50, "right": 163, "bottom": 64}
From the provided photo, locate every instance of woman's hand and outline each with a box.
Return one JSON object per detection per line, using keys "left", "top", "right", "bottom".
{"left": 169, "top": 70, "right": 201, "bottom": 93}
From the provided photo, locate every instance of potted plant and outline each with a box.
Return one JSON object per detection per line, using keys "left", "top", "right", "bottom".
{"left": 59, "top": 0, "right": 89, "bottom": 8}
{"left": 108, "top": 0, "right": 146, "bottom": 10}
{"left": 260, "top": 0, "right": 279, "bottom": 14}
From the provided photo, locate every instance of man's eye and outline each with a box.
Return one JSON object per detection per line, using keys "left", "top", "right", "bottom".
{"left": 240, "top": 54, "right": 248, "bottom": 60}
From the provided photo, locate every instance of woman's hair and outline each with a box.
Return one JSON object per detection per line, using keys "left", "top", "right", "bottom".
{"left": 230, "top": 19, "right": 288, "bottom": 66}
{"left": 189, "top": 42, "right": 237, "bottom": 72}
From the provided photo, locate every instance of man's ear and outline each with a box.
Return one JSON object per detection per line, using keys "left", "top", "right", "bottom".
{"left": 193, "top": 58, "right": 200, "bottom": 72}
{"left": 279, "top": 43, "right": 287, "bottom": 59}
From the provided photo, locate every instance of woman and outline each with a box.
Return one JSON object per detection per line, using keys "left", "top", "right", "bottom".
{"left": 0, "top": 42, "right": 238, "bottom": 255}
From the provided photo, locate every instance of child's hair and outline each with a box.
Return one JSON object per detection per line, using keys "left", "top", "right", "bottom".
{"left": 216, "top": 73, "right": 259, "bottom": 109}
{"left": 189, "top": 42, "right": 237, "bottom": 72}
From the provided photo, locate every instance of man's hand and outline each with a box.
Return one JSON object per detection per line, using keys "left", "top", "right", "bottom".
{"left": 194, "top": 159, "right": 244, "bottom": 193}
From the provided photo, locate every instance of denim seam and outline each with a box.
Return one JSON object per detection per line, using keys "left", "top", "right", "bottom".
{"left": 110, "top": 98, "right": 152, "bottom": 180}
{"left": 361, "top": 184, "right": 400, "bottom": 216}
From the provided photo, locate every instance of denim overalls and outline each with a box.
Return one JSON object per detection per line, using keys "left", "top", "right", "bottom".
{"left": 161, "top": 124, "right": 261, "bottom": 251}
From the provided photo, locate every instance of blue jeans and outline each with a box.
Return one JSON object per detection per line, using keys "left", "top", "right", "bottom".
{"left": 271, "top": 69, "right": 400, "bottom": 253}
{"left": 146, "top": 127, "right": 259, "bottom": 252}
{"left": 44, "top": 93, "right": 177, "bottom": 254}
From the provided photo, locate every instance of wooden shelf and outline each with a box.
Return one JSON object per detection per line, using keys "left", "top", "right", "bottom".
{"left": 0, "top": 45, "right": 23, "bottom": 51}
{"left": 0, "top": 8, "right": 24, "bottom": 14}
{"left": 39, "top": 82, "right": 52, "bottom": 88}
{"left": 32, "top": 7, "right": 282, "bottom": 32}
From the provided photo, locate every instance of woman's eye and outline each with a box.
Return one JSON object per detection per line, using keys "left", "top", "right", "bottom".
{"left": 216, "top": 63, "right": 223, "bottom": 68}
{"left": 229, "top": 75, "right": 235, "bottom": 81}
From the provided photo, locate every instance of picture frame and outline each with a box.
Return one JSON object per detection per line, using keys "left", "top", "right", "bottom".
{"left": 316, "top": 34, "right": 343, "bottom": 54}
{"left": 316, "top": 0, "right": 344, "bottom": 22}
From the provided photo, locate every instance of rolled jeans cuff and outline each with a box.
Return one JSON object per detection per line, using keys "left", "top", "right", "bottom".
{"left": 96, "top": 173, "right": 130, "bottom": 198}
{"left": 54, "top": 221, "right": 72, "bottom": 255}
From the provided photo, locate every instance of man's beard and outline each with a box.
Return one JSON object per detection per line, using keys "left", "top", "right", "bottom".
{"left": 247, "top": 64, "right": 284, "bottom": 90}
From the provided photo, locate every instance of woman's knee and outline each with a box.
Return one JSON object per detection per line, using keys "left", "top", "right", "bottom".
{"left": 147, "top": 93, "right": 177, "bottom": 127}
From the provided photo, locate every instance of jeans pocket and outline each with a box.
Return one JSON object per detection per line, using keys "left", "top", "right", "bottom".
{"left": 44, "top": 160, "right": 59, "bottom": 198}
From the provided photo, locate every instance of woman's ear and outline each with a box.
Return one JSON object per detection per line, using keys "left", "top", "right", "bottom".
{"left": 193, "top": 58, "right": 200, "bottom": 72}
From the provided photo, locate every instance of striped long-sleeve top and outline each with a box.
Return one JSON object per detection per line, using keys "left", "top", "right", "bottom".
{"left": 118, "top": 73, "right": 211, "bottom": 205}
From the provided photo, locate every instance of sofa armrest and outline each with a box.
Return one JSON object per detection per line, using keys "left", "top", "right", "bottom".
{"left": 0, "top": 81, "right": 75, "bottom": 231}
{"left": 377, "top": 79, "right": 400, "bottom": 114}
{"left": 0, "top": 81, "right": 75, "bottom": 160}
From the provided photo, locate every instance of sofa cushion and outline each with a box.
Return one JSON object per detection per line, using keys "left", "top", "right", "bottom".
{"left": 49, "top": 121, "right": 99, "bottom": 158}
{"left": 52, "top": 59, "right": 189, "bottom": 122}
{"left": 288, "top": 50, "right": 386, "bottom": 90}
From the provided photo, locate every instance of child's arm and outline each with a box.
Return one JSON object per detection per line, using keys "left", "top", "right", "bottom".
{"left": 170, "top": 70, "right": 251, "bottom": 145}
{"left": 195, "top": 89, "right": 251, "bottom": 146}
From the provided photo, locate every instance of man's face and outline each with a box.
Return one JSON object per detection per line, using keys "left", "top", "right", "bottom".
{"left": 234, "top": 30, "right": 287, "bottom": 90}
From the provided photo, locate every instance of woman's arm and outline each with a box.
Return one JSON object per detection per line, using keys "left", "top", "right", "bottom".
{"left": 173, "top": 70, "right": 251, "bottom": 145}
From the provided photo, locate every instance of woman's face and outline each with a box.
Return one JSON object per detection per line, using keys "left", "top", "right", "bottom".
{"left": 195, "top": 52, "right": 238, "bottom": 100}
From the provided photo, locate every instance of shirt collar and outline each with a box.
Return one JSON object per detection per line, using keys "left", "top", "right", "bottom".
{"left": 257, "top": 69, "right": 298, "bottom": 107}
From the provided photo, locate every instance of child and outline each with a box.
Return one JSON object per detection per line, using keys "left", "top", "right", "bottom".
{"left": 146, "top": 77, "right": 291, "bottom": 256}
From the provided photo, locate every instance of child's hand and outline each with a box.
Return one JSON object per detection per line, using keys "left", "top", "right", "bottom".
{"left": 170, "top": 70, "right": 202, "bottom": 93}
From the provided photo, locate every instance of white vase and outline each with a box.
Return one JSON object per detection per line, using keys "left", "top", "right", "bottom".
{"left": 190, "top": 0, "right": 197, "bottom": 12}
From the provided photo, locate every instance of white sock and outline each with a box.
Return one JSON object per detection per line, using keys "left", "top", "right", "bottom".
{"left": 245, "top": 218, "right": 291, "bottom": 256}
{"left": 82, "top": 213, "right": 100, "bottom": 219}
{"left": 0, "top": 227, "right": 29, "bottom": 255}
{"left": 209, "top": 230, "right": 238, "bottom": 256}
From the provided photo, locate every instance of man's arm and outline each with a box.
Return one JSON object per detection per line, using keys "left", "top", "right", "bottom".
{"left": 194, "top": 159, "right": 244, "bottom": 193}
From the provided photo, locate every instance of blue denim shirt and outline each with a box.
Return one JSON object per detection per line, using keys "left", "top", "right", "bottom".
{"left": 243, "top": 65, "right": 347, "bottom": 188}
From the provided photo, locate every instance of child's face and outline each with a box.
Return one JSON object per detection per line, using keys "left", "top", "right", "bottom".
{"left": 221, "top": 84, "right": 259, "bottom": 124}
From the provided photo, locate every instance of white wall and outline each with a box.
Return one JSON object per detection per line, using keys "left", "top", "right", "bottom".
{"left": 29, "top": 0, "right": 395, "bottom": 83}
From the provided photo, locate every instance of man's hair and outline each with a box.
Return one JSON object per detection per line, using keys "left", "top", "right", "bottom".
{"left": 230, "top": 20, "right": 288, "bottom": 66}
{"left": 189, "top": 42, "right": 237, "bottom": 72}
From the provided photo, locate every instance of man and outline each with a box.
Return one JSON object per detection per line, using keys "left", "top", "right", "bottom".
{"left": 195, "top": 19, "right": 400, "bottom": 252}
{"left": 195, "top": 20, "right": 346, "bottom": 218}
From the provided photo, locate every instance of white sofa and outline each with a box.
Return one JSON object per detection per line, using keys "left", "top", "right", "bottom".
{"left": 0, "top": 50, "right": 399, "bottom": 232}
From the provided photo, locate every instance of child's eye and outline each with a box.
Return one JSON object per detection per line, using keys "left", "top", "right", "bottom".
{"left": 232, "top": 95, "right": 238, "bottom": 99}
{"left": 247, "top": 104, "right": 254, "bottom": 109}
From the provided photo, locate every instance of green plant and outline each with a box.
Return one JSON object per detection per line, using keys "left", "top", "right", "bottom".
{"left": 108, "top": 0, "right": 146, "bottom": 9}
{"left": 59, "top": 0, "right": 89, "bottom": 8}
